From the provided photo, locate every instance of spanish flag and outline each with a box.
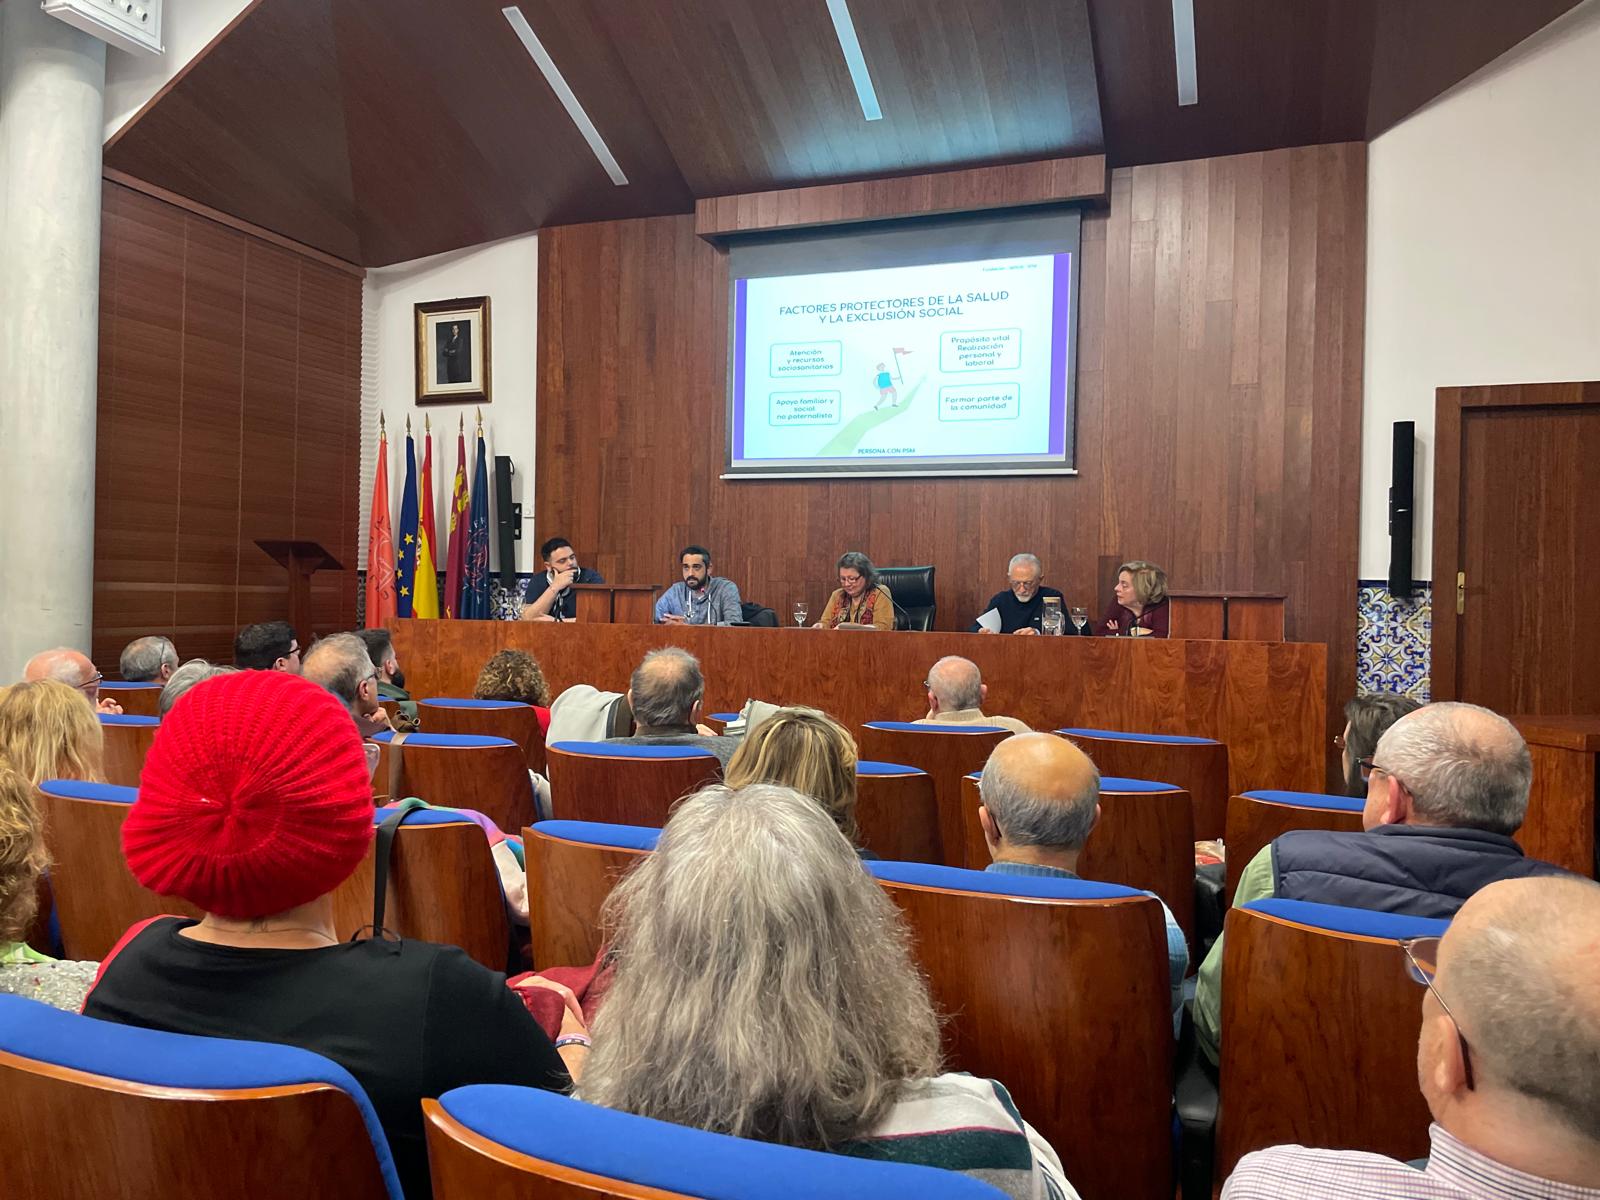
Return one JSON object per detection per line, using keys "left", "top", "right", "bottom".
{"left": 412, "top": 418, "right": 441, "bottom": 618}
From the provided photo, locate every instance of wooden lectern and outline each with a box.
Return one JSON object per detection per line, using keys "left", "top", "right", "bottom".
{"left": 255, "top": 540, "right": 342, "bottom": 645}
{"left": 571, "top": 583, "right": 661, "bottom": 624}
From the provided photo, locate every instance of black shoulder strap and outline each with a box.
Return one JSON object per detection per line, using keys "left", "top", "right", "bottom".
{"left": 370, "top": 795, "right": 428, "bottom": 938}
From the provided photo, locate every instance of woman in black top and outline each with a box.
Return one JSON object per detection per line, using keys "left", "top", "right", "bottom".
{"left": 83, "top": 670, "right": 581, "bottom": 1199}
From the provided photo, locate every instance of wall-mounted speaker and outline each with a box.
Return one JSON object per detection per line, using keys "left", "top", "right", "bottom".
{"left": 493, "top": 455, "right": 521, "bottom": 587}
{"left": 1388, "top": 421, "right": 1415, "bottom": 598}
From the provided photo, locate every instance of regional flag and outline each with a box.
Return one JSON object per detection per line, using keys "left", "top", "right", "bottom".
{"left": 395, "top": 428, "right": 420, "bottom": 618}
{"left": 365, "top": 423, "right": 396, "bottom": 627}
{"left": 443, "top": 421, "right": 469, "bottom": 618}
{"left": 459, "top": 426, "right": 492, "bottom": 619}
{"left": 412, "top": 423, "right": 441, "bottom": 619}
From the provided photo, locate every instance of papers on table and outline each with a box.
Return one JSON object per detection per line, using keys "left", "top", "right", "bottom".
{"left": 975, "top": 608, "right": 1003, "bottom": 633}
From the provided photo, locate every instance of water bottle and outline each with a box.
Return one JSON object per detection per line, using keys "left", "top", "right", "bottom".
{"left": 1041, "top": 596, "right": 1063, "bottom": 636}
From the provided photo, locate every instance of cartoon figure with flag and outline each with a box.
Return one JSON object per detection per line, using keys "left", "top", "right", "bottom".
{"left": 871, "top": 346, "right": 914, "bottom": 410}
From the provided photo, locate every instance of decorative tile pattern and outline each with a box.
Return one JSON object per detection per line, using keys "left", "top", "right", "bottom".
{"left": 355, "top": 571, "right": 535, "bottom": 628}
{"left": 1356, "top": 580, "right": 1431, "bottom": 701}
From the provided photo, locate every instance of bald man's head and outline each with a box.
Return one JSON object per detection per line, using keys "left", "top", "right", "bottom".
{"left": 979, "top": 733, "right": 1100, "bottom": 850}
{"left": 1372, "top": 701, "right": 1531, "bottom": 834}
{"left": 1436, "top": 875, "right": 1600, "bottom": 1141}
{"left": 927, "top": 656, "right": 983, "bottom": 712}
{"left": 23, "top": 649, "right": 97, "bottom": 689}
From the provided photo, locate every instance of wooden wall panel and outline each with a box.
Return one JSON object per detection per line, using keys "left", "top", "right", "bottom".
{"left": 94, "top": 182, "right": 360, "bottom": 670}
{"left": 537, "top": 145, "right": 1365, "bottom": 787}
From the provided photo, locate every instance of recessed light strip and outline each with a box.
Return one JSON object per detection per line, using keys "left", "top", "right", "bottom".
{"left": 1171, "top": 0, "right": 1198, "bottom": 106}
{"left": 825, "top": 0, "right": 883, "bottom": 122}
{"left": 501, "top": 6, "right": 629, "bottom": 185}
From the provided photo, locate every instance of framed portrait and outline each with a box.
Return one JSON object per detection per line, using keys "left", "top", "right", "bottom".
{"left": 415, "top": 296, "right": 491, "bottom": 404}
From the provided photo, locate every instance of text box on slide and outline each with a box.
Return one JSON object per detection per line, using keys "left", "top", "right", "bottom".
{"left": 940, "top": 329, "right": 1022, "bottom": 373}
{"left": 769, "top": 341, "right": 843, "bottom": 378}
{"left": 938, "top": 384, "right": 1021, "bottom": 422}
{"left": 769, "top": 390, "right": 842, "bottom": 427}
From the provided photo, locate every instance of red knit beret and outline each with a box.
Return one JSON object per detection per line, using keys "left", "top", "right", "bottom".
{"left": 122, "top": 669, "right": 375, "bottom": 920}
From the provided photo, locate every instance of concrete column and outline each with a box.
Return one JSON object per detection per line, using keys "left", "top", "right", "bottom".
{"left": 0, "top": 1, "right": 107, "bottom": 681}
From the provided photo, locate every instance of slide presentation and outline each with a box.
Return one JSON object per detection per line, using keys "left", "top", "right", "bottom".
{"left": 728, "top": 251, "right": 1074, "bottom": 476}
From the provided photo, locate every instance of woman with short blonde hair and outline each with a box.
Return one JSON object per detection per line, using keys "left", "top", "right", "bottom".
{"left": 0, "top": 680, "right": 105, "bottom": 784}
{"left": 723, "top": 707, "right": 860, "bottom": 845}
{"left": 1099, "top": 560, "right": 1170, "bottom": 638}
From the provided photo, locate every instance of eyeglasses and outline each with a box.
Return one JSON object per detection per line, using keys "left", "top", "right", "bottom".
{"left": 1400, "top": 937, "right": 1475, "bottom": 1090}
{"left": 75, "top": 672, "right": 104, "bottom": 694}
{"left": 1358, "top": 756, "right": 1385, "bottom": 783}
{"left": 288, "top": 644, "right": 302, "bottom": 659}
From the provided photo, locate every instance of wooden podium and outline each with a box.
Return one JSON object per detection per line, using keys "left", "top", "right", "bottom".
{"left": 571, "top": 583, "right": 660, "bottom": 624}
{"left": 1168, "top": 592, "right": 1285, "bottom": 641}
{"left": 255, "top": 539, "right": 342, "bottom": 644}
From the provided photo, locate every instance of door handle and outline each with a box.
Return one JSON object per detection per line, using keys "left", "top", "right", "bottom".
{"left": 1456, "top": 572, "right": 1466, "bottom": 615}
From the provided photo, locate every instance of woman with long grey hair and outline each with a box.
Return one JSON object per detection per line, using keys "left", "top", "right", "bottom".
{"left": 578, "top": 783, "right": 1075, "bottom": 1199}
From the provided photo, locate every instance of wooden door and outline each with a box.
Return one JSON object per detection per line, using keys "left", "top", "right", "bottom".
{"left": 1434, "top": 383, "right": 1600, "bottom": 711}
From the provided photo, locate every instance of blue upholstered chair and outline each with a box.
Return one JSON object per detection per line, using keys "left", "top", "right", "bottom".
{"left": 854, "top": 761, "right": 939, "bottom": 862}
{"left": 98, "top": 679, "right": 162, "bottom": 717}
{"left": 369, "top": 730, "right": 535, "bottom": 832}
{"left": 1057, "top": 726, "right": 1230, "bottom": 839}
{"left": 524, "top": 818, "right": 661, "bottom": 968}
{"left": 0, "top": 994, "right": 402, "bottom": 1200}
{"left": 418, "top": 697, "right": 546, "bottom": 770}
{"left": 1224, "top": 790, "right": 1366, "bottom": 901}
{"left": 96, "top": 711, "right": 161, "bottom": 788}
{"left": 545, "top": 740, "right": 721, "bottom": 826}
{"left": 423, "top": 1084, "right": 1007, "bottom": 1199}
{"left": 866, "top": 861, "right": 1175, "bottom": 1200}
{"left": 859, "top": 722, "right": 1011, "bottom": 869}
{"left": 1216, "top": 899, "right": 1451, "bottom": 1181}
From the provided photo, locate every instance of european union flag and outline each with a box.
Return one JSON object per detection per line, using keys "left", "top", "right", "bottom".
{"left": 394, "top": 431, "right": 420, "bottom": 618}
{"left": 459, "top": 427, "right": 492, "bottom": 619}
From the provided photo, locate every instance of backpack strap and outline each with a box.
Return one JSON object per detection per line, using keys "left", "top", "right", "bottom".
{"left": 368, "top": 796, "right": 429, "bottom": 939}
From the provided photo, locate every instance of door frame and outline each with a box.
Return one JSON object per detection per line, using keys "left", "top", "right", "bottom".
{"left": 1432, "top": 381, "right": 1600, "bottom": 701}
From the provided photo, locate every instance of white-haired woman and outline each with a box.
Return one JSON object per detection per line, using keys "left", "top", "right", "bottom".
{"left": 578, "top": 783, "right": 1075, "bottom": 1200}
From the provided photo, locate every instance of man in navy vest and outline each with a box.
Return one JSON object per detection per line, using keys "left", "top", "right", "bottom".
{"left": 1194, "top": 701, "right": 1568, "bottom": 1066}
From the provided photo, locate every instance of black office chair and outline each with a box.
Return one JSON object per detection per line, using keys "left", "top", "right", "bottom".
{"left": 876, "top": 566, "right": 936, "bottom": 631}
{"left": 739, "top": 601, "right": 779, "bottom": 627}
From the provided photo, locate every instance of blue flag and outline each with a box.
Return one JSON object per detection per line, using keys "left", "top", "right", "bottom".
{"left": 459, "top": 429, "right": 492, "bottom": 619}
{"left": 394, "top": 432, "right": 420, "bottom": 618}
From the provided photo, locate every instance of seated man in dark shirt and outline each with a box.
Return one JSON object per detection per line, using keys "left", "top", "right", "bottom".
{"left": 972, "top": 553, "right": 1081, "bottom": 635}
{"left": 520, "top": 536, "right": 605, "bottom": 622}
{"left": 606, "top": 646, "right": 738, "bottom": 766}
{"left": 83, "top": 670, "right": 582, "bottom": 1200}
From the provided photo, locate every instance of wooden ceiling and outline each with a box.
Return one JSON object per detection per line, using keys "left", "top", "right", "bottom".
{"left": 105, "top": 0, "right": 1584, "bottom": 266}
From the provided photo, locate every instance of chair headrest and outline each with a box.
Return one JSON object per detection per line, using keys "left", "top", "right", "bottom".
{"left": 1241, "top": 789, "right": 1365, "bottom": 813}
{"left": 1242, "top": 898, "right": 1450, "bottom": 940}
{"left": 97, "top": 713, "right": 161, "bottom": 727}
{"left": 549, "top": 741, "right": 718, "bottom": 760}
{"left": 100, "top": 681, "right": 161, "bottom": 691}
{"left": 420, "top": 698, "right": 534, "bottom": 710}
{"left": 1057, "top": 727, "right": 1220, "bottom": 746}
{"left": 963, "top": 771, "right": 1181, "bottom": 793}
{"left": 38, "top": 779, "right": 138, "bottom": 804}
{"left": 0, "top": 995, "right": 404, "bottom": 1200}
{"left": 368, "top": 732, "right": 516, "bottom": 748}
{"left": 868, "top": 859, "right": 1144, "bottom": 901}
{"left": 531, "top": 820, "right": 661, "bottom": 852}
{"left": 856, "top": 760, "right": 926, "bottom": 776}
{"left": 436, "top": 1086, "right": 1007, "bottom": 1199}
{"left": 865, "top": 721, "right": 1009, "bottom": 735}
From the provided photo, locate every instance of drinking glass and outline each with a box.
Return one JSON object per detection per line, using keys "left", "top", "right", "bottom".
{"left": 793, "top": 601, "right": 809, "bottom": 627}
{"left": 1069, "top": 606, "right": 1089, "bottom": 634}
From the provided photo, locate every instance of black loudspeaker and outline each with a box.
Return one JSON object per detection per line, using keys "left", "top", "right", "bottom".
{"left": 493, "top": 455, "right": 521, "bottom": 588}
{"left": 1388, "top": 421, "right": 1415, "bottom": 598}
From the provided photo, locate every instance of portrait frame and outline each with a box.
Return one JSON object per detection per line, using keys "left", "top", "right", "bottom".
{"left": 415, "top": 296, "right": 492, "bottom": 405}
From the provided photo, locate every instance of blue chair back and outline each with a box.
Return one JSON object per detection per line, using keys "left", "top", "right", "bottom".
{"left": 1056, "top": 726, "right": 1231, "bottom": 840}
{"left": 1224, "top": 790, "right": 1366, "bottom": 901}
{"left": 524, "top": 819, "right": 660, "bottom": 969}
{"left": 854, "top": 761, "right": 939, "bottom": 863}
{"left": 97, "top": 713, "right": 161, "bottom": 788}
{"left": 545, "top": 740, "right": 721, "bottom": 826}
{"left": 369, "top": 731, "right": 535, "bottom": 833}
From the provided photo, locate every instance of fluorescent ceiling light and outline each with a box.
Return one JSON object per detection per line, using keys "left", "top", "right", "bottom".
{"left": 1171, "top": 0, "right": 1198, "bottom": 106}
{"left": 502, "top": 5, "right": 629, "bottom": 185}
{"left": 825, "top": 0, "right": 883, "bottom": 122}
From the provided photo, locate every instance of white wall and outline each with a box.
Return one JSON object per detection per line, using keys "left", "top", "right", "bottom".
{"left": 102, "top": 0, "right": 251, "bottom": 142}
{"left": 359, "top": 233, "right": 539, "bottom": 575}
{"left": 1360, "top": 0, "right": 1600, "bottom": 580}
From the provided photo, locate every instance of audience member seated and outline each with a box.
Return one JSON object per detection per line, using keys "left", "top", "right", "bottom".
{"left": 118, "top": 635, "right": 179, "bottom": 684}
{"left": 913, "top": 655, "right": 1031, "bottom": 735}
{"left": 1098, "top": 560, "right": 1169, "bottom": 637}
{"left": 1223, "top": 875, "right": 1600, "bottom": 1198}
{"left": 519, "top": 536, "right": 604, "bottom": 622}
{"left": 973, "top": 553, "right": 1077, "bottom": 635}
{"left": 158, "top": 659, "right": 238, "bottom": 718}
{"left": 82, "top": 670, "right": 579, "bottom": 1200}
{"left": 1337, "top": 691, "right": 1422, "bottom": 797}
{"left": 816, "top": 551, "right": 895, "bottom": 630}
{"left": 722, "top": 706, "right": 872, "bottom": 857}
{"left": 0, "top": 680, "right": 104, "bottom": 784}
{"left": 979, "top": 734, "right": 1187, "bottom": 1029}
{"left": 654, "top": 544, "right": 744, "bottom": 626}
{"left": 474, "top": 648, "right": 553, "bottom": 734}
{"left": 233, "top": 620, "right": 302, "bottom": 672}
{"left": 302, "top": 634, "right": 394, "bottom": 744}
{"left": 606, "top": 648, "right": 738, "bottom": 766}
{"left": 577, "top": 782, "right": 1075, "bottom": 1200}
{"left": 22, "top": 647, "right": 122, "bottom": 714}
{"left": 356, "top": 626, "right": 417, "bottom": 727}
{"left": 1195, "top": 701, "right": 1570, "bottom": 1066}
{"left": 0, "top": 753, "right": 98, "bottom": 1010}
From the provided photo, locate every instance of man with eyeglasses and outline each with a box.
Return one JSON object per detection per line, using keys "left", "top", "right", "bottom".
{"left": 970, "top": 553, "right": 1077, "bottom": 635}
{"left": 22, "top": 647, "right": 122, "bottom": 714}
{"left": 302, "top": 634, "right": 393, "bottom": 747}
{"left": 1224, "top": 874, "right": 1600, "bottom": 1197}
{"left": 1194, "top": 702, "right": 1569, "bottom": 1068}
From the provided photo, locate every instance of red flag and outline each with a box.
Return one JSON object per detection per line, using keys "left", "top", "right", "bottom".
{"left": 443, "top": 424, "right": 470, "bottom": 618}
{"left": 365, "top": 426, "right": 397, "bottom": 627}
